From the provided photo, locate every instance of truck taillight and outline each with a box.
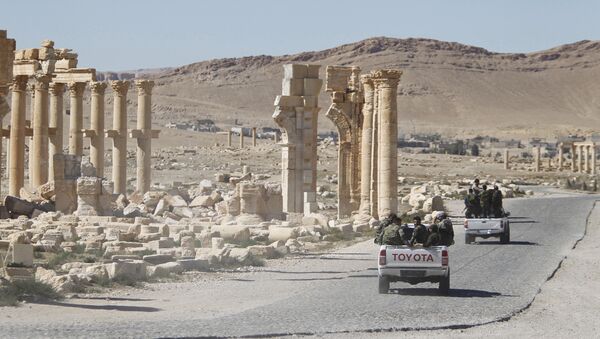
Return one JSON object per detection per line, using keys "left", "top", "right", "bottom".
{"left": 442, "top": 249, "right": 448, "bottom": 266}
{"left": 464, "top": 220, "right": 468, "bottom": 229}
{"left": 379, "top": 249, "right": 386, "bottom": 266}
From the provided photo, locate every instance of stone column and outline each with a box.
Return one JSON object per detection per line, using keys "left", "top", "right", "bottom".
{"left": 48, "top": 82, "right": 65, "bottom": 181}
{"left": 89, "top": 82, "right": 107, "bottom": 177}
{"left": 534, "top": 146, "right": 541, "bottom": 172}
{"left": 373, "top": 70, "right": 401, "bottom": 218}
{"left": 227, "top": 130, "right": 232, "bottom": 147}
{"left": 110, "top": 80, "right": 129, "bottom": 195}
{"left": 592, "top": 145, "right": 597, "bottom": 175}
{"left": 9, "top": 75, "right": 28, "bottom": 196}
{"left": 558, "top": 143, "right": 563, "bottom": 170}
{"left": 27, "top": 83, "right": 34, "bottom": 186}
{"left": 584, "top": 145, "right": 590, "bottom": 173}
{"left": 370, "top": 83, "right": 380, "bottom": 219}
{"left": 576, "top": 145, "right": 582, "bottom": 173}
{"left": 68, "top": 82, "right": 86, "bottom": 156}
{"left": 134, "top": 80, "right": 154, "bottom": 194}
{"left": 359, "top": 75, "right": 374, "bottom": 216}
{"left": 504, "top": 149, "right": 509, "bottom": 170}
{"left": 252, "top": 127, "right": 257, "bottom": 147}
{"left": 239, "top": 130, "right": 244, "bottom": 148}
{"left": 571, "top": 144, "right": 576, "bottom": 172}
{"left": 31, "top": 76, "right": 50, "bottom": 187}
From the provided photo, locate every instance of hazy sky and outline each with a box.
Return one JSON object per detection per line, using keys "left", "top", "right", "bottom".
{"left": 1, "top": 0, "right": 599, "bottom": 71}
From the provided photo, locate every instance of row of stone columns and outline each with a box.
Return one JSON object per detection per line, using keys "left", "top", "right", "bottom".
{"left": 7, "top": 77, "right": 157, "bottom": 197}
{"left": 570, "top": 143, "right": 596, "bottom": 174}
{"left": 221, "top": 127, "right": 260, "bottom": 148}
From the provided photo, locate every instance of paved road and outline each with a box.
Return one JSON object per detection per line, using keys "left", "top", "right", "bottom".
{"left": 0, "top": 193, "right": 597, "bottom": 338}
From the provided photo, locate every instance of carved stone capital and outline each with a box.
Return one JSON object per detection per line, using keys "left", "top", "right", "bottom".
{"left": 67, "top": 82, "right": 87, "bottom": 97}
{"left": 135, "top": 80, "right": 155, "bottom": 96}
{"left": 371, "top": 69, "right": 402, "bottom": 88}
{"left": 111, "top": 80, "right": 130, "bottom": 96}
{"left": 34, "top": 75, "right": 51, "bottom": 90}
{"left": 11, "top": 75, "right": 28, "bottom": 92}
{"left": 49, "top": 82, "right": 65, "bottom": 96}
{"left": 89, "top": 81, "right": 107, "bottom": 95}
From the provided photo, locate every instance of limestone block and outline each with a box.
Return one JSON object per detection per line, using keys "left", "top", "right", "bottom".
{"left": 166, "top": 195, "right": 188, "bottom": 207}
{"left": 211, "top": 237, "right": 224, "bottom": 249}
{"left": 54, "top": 58, "right": 77, "bottom": 70}
{"left": 180, "top": 236, "right": 195, "bottom": 249}
{"left": 225, "top": 248, "right": 250, "bottom": 263}
{"left": 104, "top": 260, "right": 147, "bottom": 281}
{"left": 189, "top": 195, "right": 215, "bottom": 208}
{"left": 85, "top": 264, "right": 108, "bottom": 283}
{"left": 41, "top": 40, "right": 54, "bottom": 48}
{"left": 283, "top": 64, "right": 307, "bottom": 79}
{"left": 153, "top": 198, "right": 170, "bottom": 216}
{"left": 143, "top": 191, "right": 165, "bottom": 212}
{"left": 210, "top": 225, "right": 250, "bottom": 242}
{"left": 282, "top": 78, "right": 304, "bottom": 96}
{"left": 137, "top": 232, "right": 162, "bottom": 243}
{"left": 147, "top": 237, "right": 175, "bottom": 250}
{"left": 177, "top": 258, "right": 209, "bottom": 271}
{"left": 147, "top": 262, "right": 183, "bottom": 278}
{"left": 303, "top": 95, "right": 318, "bottom": 107}
{"left": 268, "top": 226, "right": 298, "bottom": 242}
{"left": 24, "top": 48, "right": 39, "bottom": 60}
{"left": 143, "top": 254, "right": 174, "bottom": 265}
{"left": 247, "top": 245, "right": 276, "bottom": 259}
{"left": 11, "top": 244, "right": 34, "bottom": 266}
{"left": 56, "top": 224, "right": 77, "bottom": 241}
{"left": 172, "top": 207, "right": 194, "bottom": 219}
{"left": 77, "top": 195, "right": 99, "bottom": 216}
{"left": 77, "top": 177, "right": 102, "bottom": 195}
{"left": 306, "top": 64, "right": 320, "bottom": 78}
{"left": 274, "top": 95, "right": 303, "bottom": 107}
{"left": 38, "top": 47, "right": 55, "bottom": 61}
{"left": 79, "top": 159, "right": 96, "bottom": 177}
{"left": 38, "top": 181, "right": 56, "bottom": 200}
{"left": 325, "top": 66, "right": 352, "bottom": 92}
{"left": 331, "top": 223, "right": 353, "bottom": 234}
{"left": 303, "top": 78, "right": 323, "bottom": 96}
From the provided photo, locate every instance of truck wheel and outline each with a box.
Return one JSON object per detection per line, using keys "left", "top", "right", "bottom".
{"left": 465, "top": 234, "right": 474, "bottom": 244}
{"left": 500, "top": 224, "right": 510, "bottom": 244}
{"left": 378, "top": 276, "right": 390, "bottom": 294}
{"left": 439, "top": 269, "right": 450, "bottom": 295}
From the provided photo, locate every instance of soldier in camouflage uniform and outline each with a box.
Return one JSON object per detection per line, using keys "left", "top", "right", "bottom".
{"left": 480, "top": 184, "right": 493, "bottom": 218}
{"left": 410, "top": 216, "right": 429, "bottom": 246}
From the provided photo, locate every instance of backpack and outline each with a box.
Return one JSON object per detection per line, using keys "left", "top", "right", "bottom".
{"left": 439, "top": 219, "right": 454, "bottom": 246}
{"left": 382, "top": 224, "right": 404, "bottom": 245}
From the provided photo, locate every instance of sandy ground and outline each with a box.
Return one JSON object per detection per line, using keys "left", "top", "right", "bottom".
{"left": 320, "top": 198, "right": 600, "bottom": 338}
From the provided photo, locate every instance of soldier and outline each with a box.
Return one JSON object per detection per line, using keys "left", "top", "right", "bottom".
{"left": 435, "top": 212, "right": 455, "bottom": 246}
{"left": 410, "top": 216, "right": 429, "bottom": 246}
{"left": 492, "top": 185, "right": 504, "bottom": 217}
{"left": 464, "top": 188, "right": 481, "bottom": 218}
{"left": 375, "top": 214, "right": 401, "bottom": 245}
{"left": 472, "top": 178, "right": 482, "bottom": 196}
{"left": 480, "top": 184, "right": 493, "bottom": 218}
{"left": 424, "top": 223, "right": 441, "bottom": 247}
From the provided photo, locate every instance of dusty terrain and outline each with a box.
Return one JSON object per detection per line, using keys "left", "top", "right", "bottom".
{"left": 108, "top": 37, "right": 600, "bottom": 139}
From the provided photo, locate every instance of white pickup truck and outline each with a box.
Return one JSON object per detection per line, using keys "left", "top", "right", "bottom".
{"left": 464, "top": 217, "right": 510, "bottom": 244}
{"left": 377, "top": 245, "right": 450, "bottom": 295}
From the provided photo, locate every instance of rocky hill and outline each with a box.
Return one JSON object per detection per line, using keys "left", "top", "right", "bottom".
{"left": 137, "top": 37, "right": 600, "bottom": 138}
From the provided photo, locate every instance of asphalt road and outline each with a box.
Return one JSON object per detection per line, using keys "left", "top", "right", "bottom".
{"left": 0, "top": 193, "right": 597, "bottom": 338}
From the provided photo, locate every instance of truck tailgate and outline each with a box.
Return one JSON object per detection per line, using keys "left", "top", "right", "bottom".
{"left": 465, "top": 218, "right": 503, "bottom": 230}
{"left": 383, "top": 246, "right": 445, "bottom": 268}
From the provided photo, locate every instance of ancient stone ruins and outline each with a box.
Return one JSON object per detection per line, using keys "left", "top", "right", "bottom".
{"left": 0, "top": 28, "right": 578, "bottom": 290}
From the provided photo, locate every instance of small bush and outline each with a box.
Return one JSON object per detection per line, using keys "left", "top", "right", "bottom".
{"left": 0, "top": 280, "right": 62, "bottom": 306}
